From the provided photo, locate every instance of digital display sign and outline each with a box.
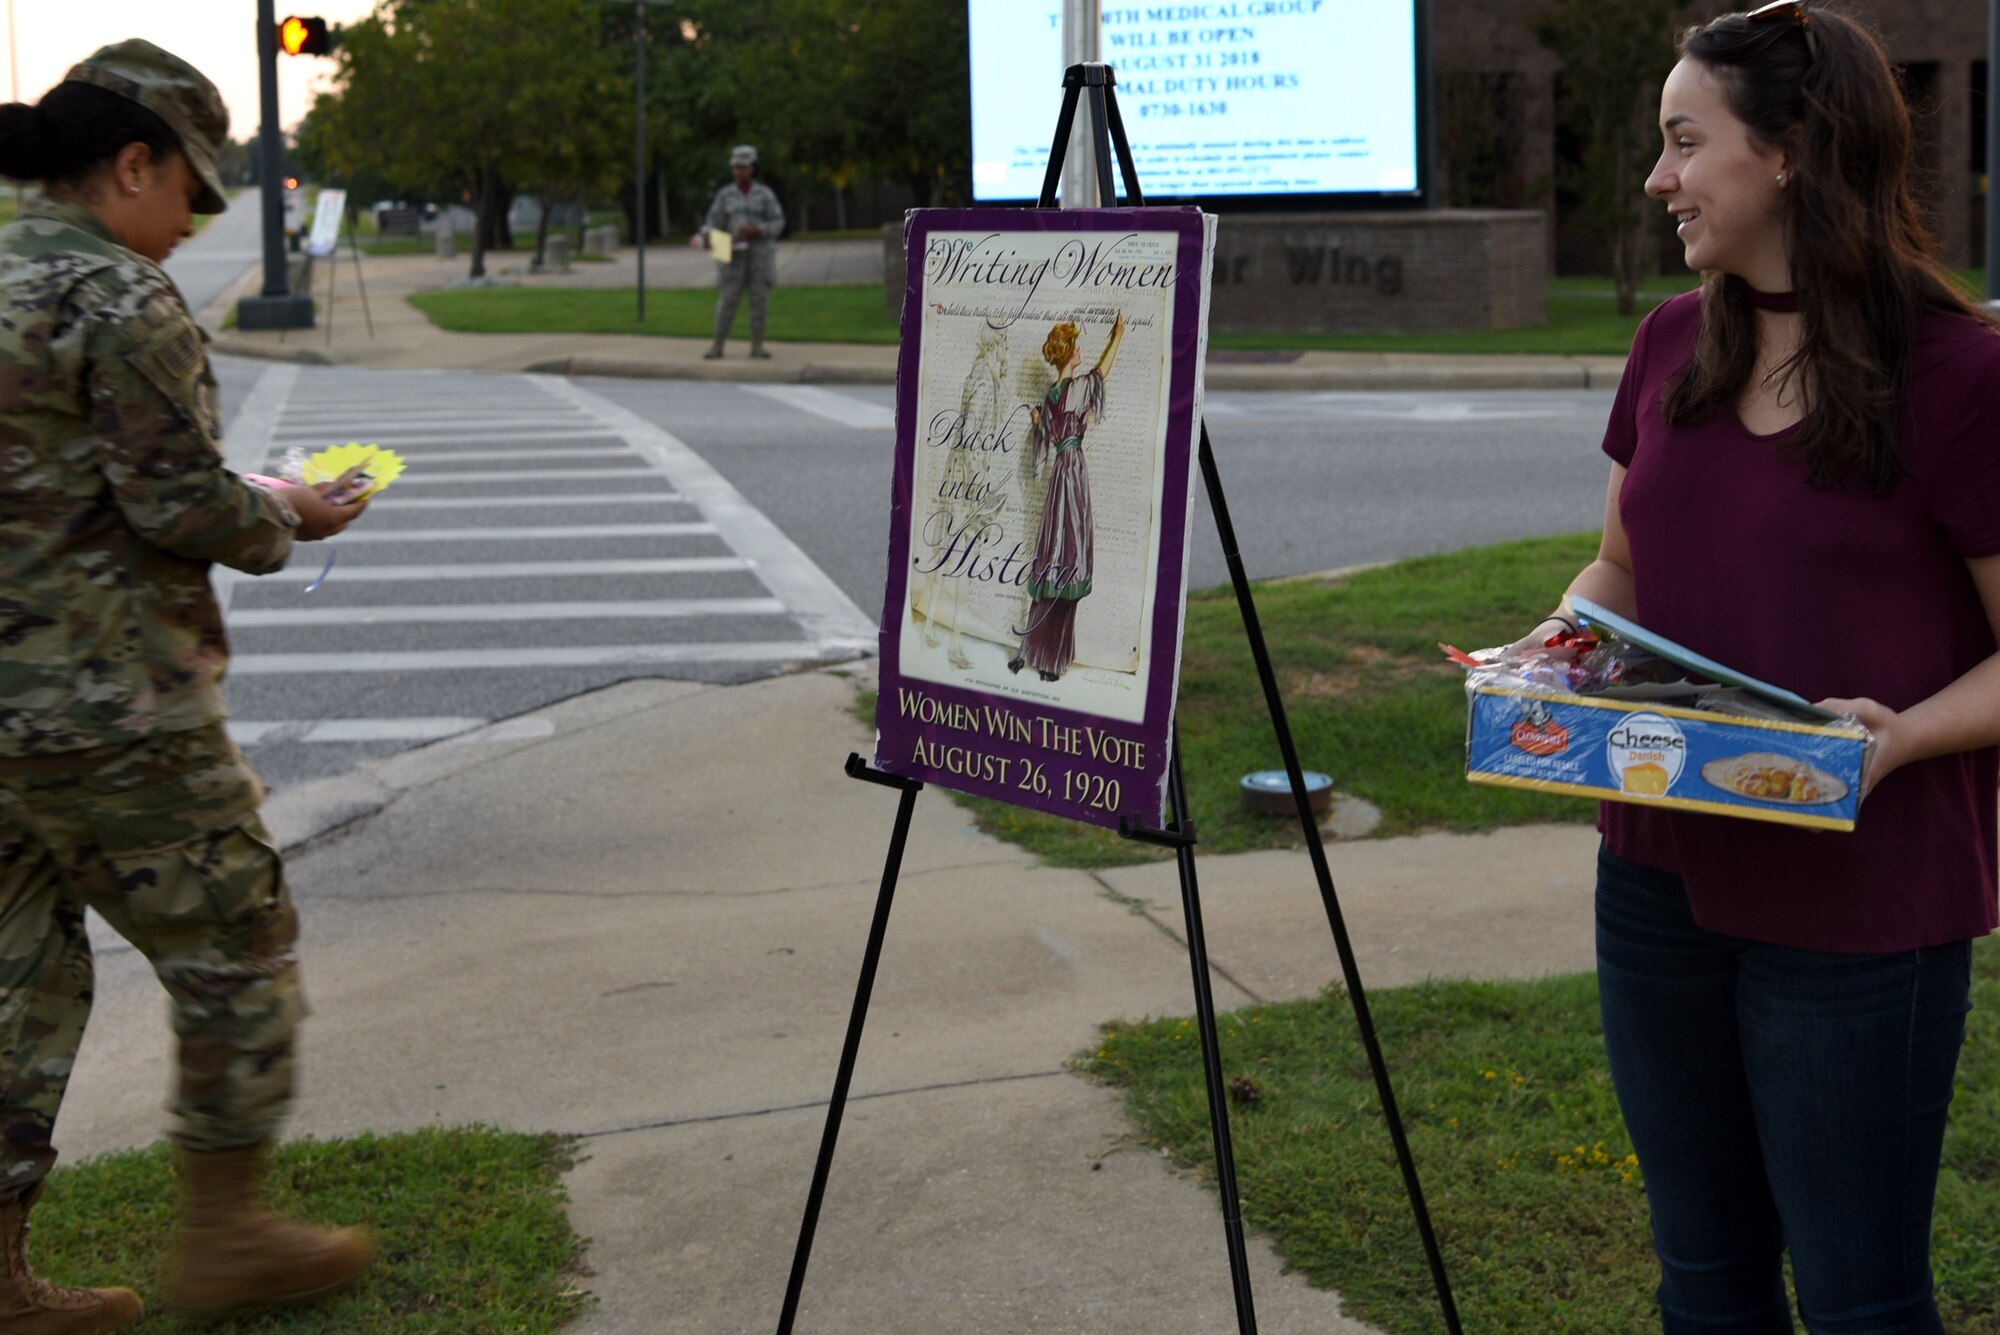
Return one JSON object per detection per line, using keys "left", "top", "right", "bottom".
{"left": 968, "top": 1, "right": 1426, "bottom": 204}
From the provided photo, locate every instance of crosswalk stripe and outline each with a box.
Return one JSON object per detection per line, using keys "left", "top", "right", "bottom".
{"left": 542, "top": 378, "right": 874, "bottom": 653}
{"left": 275, "top": 407, "right": 593, "bottom": 421}
{"left": 318, "top": 523, "right": 715, "bottom": 543}
{"left": 267, "top": 447, "right": 638, "bottom": 466}
{"left": 276, "top": 441, "right": 625, "bottom": 458}
{"left": 275, "top": 412, "right": 599, "bottom": 422}
{"left": 227, "top": 598, "right": 787, "bottom": 628}
{"left": 385, "top": 467, "right": 662, "bottom": 484}
{"left": 259, "top": 557, "right": 750, "bottom": 582}
{"left": 232, "top": 718, "right": 465, "bottom": 743}
{"left": 218, "top": 363, "right": 878, "bottom": 765}
{"left": 741, "top": 383, "right": 895, "bottom": 430}
{"left": 213, "top": 364, "right": 296, "bottom": 617}
{"left": 363, "top": 493, "right": 683, "bottom": 509}
{"left": 272, "top": 429, "right": 619, "bottom": 447}
{"left": 229, "top": 717, "right": 557, "bottom": 744}
{"left": 230, "top": 642, "right": 848, "bottom": 675}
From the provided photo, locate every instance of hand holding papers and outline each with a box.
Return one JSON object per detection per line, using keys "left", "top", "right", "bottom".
{"left": 298, "top": 443, "right": 407, "bottom": 502}
{"left": 242, "top": 444, "right": 404, "bottom": 590}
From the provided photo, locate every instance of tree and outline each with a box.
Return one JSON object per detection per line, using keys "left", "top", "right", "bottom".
{"left": 312, "top": 0, "right": 629, "bottom": 278}
{"left": 843, "top": 0, "right": 970, "bottom": 208}
{"left": 1435, "top": 65, "right": 1540, "bottom": 210}
{"left": 308, "top": 0, "right": 970, "bottom": 264}
{"left": 1534, "top": 0, "right": 1691, "bottom": 313}
{"left": 215, "top": 136, "right": 254, "bottom": 188}
{"left": 623, "top": 0, "right": 970, "bottom": 239}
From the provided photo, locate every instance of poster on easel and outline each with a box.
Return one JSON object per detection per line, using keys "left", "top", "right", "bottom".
{"left": 304, "top": 187, "right": 346, "bottom": 258}
{"left": 873, "top": 207, "right": 1217, "bottom": 828}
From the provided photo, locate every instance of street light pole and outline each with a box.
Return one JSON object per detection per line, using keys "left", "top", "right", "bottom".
{"left": 238, "top": 0, "right": 312, "bottom": 328}
{"left": 627, "top": 0, "right": 673, "bottom": 324}
{"left": 635, "top": 0, "right": 645, "bottom": 322}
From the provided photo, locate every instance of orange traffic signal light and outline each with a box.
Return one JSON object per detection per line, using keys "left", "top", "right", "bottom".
{"left": 278, "top": 16, "right": 331, "bottom": 56}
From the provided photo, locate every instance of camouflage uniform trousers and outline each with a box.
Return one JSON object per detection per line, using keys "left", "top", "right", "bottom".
{"left": 0, "top": 723, "right": 302, "bottom": 1200}
{"left": 714, "top": 244, "right": 777, "bottom": 346}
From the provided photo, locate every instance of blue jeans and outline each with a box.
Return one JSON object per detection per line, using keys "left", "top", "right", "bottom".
{"left": 1595, "top": 847, "right": 1972, "bottom": 1335}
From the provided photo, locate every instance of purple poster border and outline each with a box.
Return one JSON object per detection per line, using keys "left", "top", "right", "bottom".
{"left": 872, "top": 206, "right": 1210, "bottom": 829}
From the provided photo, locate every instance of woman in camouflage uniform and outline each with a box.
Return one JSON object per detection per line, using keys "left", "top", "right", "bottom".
{"left": 0, "top": 41, "right": 373, "bottom": 1331}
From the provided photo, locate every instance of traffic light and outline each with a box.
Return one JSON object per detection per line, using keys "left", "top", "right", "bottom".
{"left": 277, "top": 16, "right": 331, "bottom": 56}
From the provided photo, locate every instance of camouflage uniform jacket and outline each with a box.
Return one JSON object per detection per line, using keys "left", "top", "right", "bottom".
{"left": 0, "top": 198, "right": 298, "bottom": 756}
{"left": 703, "top": 182, "right": 786, "bottom": 250}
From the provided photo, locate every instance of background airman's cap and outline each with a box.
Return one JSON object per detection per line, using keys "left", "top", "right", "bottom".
{"left": 63, "top": 39, "right": 231, "bottom": 215}
{"left": 729, "top": 145, "right": 758, "bottom": 167}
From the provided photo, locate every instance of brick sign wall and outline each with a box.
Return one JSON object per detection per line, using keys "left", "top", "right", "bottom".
{"left": 884, "top": 209, "right": 1547, "bottom": 335}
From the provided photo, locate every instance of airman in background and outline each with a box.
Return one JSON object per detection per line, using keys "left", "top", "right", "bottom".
{"left": 694, "top": 144, "right": 786, "bottom": 359}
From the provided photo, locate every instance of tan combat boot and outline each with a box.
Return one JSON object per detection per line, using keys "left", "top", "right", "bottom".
{"left": 0, "top": 1186, "right": 142, "bottom": 1334}
{"left": 168, "top": 1146, "right": 375, "bottom": 1315}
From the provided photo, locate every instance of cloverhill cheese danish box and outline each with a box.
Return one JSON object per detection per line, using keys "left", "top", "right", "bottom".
{"left": 1459, "top": 599, "right": 1872, "bottom": 832}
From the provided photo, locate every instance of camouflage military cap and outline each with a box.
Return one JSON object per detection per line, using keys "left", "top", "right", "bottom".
{"left": 63, "top": 39, "right": 230, "bottom": 215}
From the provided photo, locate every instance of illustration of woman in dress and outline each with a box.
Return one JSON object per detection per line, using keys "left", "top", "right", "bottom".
{"left": 1010, "top": 312, "right": 1125, "bottom": 682}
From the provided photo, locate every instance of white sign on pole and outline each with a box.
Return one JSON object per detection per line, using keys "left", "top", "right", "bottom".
{"left": 305, "top": 187, "right": 347, "bottom": 257}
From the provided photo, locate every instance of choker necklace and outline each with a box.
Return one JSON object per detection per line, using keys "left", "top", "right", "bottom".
{"left": 1743, "top": 284, "right": 1799, "bottom": 312}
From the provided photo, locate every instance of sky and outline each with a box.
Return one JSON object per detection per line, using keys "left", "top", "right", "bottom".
{"left": 3, "top": 0, "right": 380, "bottom": 138}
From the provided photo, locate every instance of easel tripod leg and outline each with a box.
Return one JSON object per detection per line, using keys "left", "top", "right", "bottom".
{"left": 345, "top": 207, "right": 375, "bottom": 338}
{"left": 1167, "top": 741, "right": 1260, "bottom": 1335}
{"left": 775, "top": 759, "right": 922, "bottom": 1334}
{"left": 1196, "top": 426, "right": 1464, "bottom": 1335}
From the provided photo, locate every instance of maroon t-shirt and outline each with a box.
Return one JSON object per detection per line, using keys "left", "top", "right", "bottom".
{"left": 1597, "top": 290, "right": 2000, "bottom": 952}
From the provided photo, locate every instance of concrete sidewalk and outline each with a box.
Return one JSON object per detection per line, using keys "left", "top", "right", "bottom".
{"left": 59, "top": 664, "right": 1598, "bottom": 1333}
{"left": 203, "top": 240, "right": 1628, "bottom": 393}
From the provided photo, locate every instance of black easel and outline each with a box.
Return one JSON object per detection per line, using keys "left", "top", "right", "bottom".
{"left": 777, "top": 63, "right": 1461, "bottom": 1335}
{"left": 322, "top": 201, "right": 377, "bottom": 348}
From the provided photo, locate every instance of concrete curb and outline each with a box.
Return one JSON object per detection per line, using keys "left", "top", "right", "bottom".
{"left": 255, "top": 671, "right": 818, "bottom": 853}
{"left": 261, "top": 768, "right": 394, "bottom": 850}
{"left": 210, "top": 337, "right": 335, "bottom": 366}
{"left": 218, "top": 340, "right": 1623, "bottom": 392}
{"left": 521, "top": 354, "right": 899, "bottom": 385}
{"left": 1204, "top": 361, "right": 1622, "bottom": 392}
{"left": 195, "top": 247, "right": 1629, "bottom": 392}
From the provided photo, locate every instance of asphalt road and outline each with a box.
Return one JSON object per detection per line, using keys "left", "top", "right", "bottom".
{"left": 163, "top": 187, "right": 268, "bottom": 314}
{"left": 206, "top": 357, "right": 1614, "bottom": 793}
{"left": 578, "top": 378, "right": 1618, "bottom": 622}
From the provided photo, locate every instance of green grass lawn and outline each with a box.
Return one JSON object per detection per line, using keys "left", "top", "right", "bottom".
{"left": 1080, "top": 942, "right": 2000, "bottom": 1334}
{"left": 410, "top": 282, "right": 897, "bottom": 345}
{"left": 405, "top": 274, "right": 1689, "bottom": 355}
{"left": 407, "top": 268, "right": 2000, "bottom": 356}
{"left": 29, "top": 1128, "right": 589, "bottom": 1332}
{"left": 931, "top": 532, "right": 1603, "bottom": 869}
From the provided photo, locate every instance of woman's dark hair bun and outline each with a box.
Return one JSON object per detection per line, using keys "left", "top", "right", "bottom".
{"left": 0, "top": 102, "right": 53, "bottom": 183}
{"left": 0, "top": 84, "right": 179, "bottom": 193}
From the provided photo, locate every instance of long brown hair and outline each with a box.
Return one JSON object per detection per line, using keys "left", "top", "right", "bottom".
{"left": 1662, "top": 4, "right": 1990, "bottom": 496}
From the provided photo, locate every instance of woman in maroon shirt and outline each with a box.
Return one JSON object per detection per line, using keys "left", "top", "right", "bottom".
{"left": 1519, "top": 7, "right": 2000, "bottom": 1331}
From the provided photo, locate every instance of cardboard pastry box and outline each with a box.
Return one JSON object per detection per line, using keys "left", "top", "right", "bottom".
{"left": 1462, "top": 601, "right": 1871, "bottom": 833}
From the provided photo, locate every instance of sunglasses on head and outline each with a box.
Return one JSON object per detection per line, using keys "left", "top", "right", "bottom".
{"left": 1745, "top": 0, "right": 1820, "bottom": 63}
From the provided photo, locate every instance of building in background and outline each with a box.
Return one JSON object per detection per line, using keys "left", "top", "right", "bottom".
{"left": 1437, "top": 0, "right": 1990, "bottom": 270}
